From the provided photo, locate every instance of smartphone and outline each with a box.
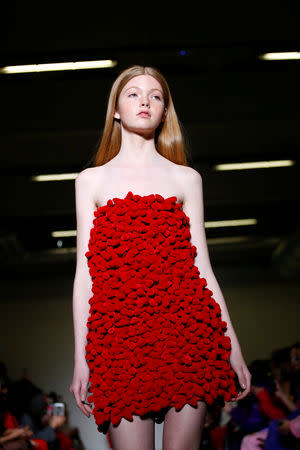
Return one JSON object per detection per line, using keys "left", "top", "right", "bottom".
{"left": 53, "top": 402, "right": 65, "bottom": 416}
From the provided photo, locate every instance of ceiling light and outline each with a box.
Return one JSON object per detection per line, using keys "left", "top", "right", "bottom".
{"left": 259, "top": 52, "right": 300, "bottom": 61}
{"left": 52, "top": 230, "right": 76, "bottom": 238}
{"left": 31, "top": 173, "right": 78, "bottom": 182}
{"left": 0, "top": 59, "right": 117, "bottom": 74}
{"left": 213, "top": 160, "right": 295, "bottom": 171}
{"left": 205, "top": 218, "right": 257, "bottom": 228}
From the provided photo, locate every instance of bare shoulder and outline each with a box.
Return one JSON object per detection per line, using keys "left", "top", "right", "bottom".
{"left": 173, "top": 165, "right": 202, "bottom": 200}
{"left": 75, "top": 166, "right": 107, "bottom": 191}
{"left": 75, "top": 166, "right": 103, "bottom": 184}
{"left": 175, "top": 165, "right": 201, "bottom": 182}
{"left": 162, "top": 158, "right": 201, "bottom": 181}
{"left": 75, "top": 166, "right": 107, "bottom": 207}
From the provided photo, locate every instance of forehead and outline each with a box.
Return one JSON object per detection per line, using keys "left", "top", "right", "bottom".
{"left": 122, "top": 74, "right": 163, "bottom": 92}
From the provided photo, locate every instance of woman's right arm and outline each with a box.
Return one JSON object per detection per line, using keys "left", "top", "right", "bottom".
{"left": 69, "top": 169, "right": 97, "bottom": 418}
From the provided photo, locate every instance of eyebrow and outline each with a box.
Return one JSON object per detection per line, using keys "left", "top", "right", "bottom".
{"left": 124, "top": 86, "right": 163, "bottom": 94}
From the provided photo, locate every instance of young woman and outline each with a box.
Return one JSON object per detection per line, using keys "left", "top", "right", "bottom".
{"left": 69, "top": 65, "right": 251, "bottom": 450}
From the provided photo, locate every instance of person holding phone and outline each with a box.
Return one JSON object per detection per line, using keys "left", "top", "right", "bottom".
{"left": 19, "top": 393, "right": 66, "bottom": 446}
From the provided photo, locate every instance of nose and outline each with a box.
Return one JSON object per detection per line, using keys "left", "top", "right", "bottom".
{"left": 140, "top": 95, "right": 149, "bottom": 107}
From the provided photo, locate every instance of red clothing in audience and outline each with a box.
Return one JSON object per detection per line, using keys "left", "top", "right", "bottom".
{"left": 256, "top": 388, "right": 287, "bottom": 420}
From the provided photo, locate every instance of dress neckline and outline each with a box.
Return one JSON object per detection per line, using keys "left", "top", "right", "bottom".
{"left": 95, "top": 191, "right": 182, "bottom": 210}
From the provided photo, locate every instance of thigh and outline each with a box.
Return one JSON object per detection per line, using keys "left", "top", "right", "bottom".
{"left": 108, "top": 413, "right": 155, "bottom": 450}
{"left": 162, "top": 400, "right": 207, "bottom": 450}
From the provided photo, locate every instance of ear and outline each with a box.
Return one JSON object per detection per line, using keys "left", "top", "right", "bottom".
{"left": 114, "top": 109, "right": 120, "bottom": 120}
{"left": 161, "top": 107, "right": 167, "bottom": 123}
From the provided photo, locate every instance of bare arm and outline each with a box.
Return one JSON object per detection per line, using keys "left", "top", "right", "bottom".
{"left": 72, "top": 169, "right": 96, "bottom": 364}
{"left": 0, "top": 427, "right": 33, "bottom": 444}
{"left": 70, "top": 168, "right": 97, "bottom": 417}
{"left": 181, "top": 167, "right": 251, "bottom": 400}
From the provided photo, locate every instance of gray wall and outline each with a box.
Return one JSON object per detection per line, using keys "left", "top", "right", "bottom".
{"left": 1, "top": 266, "right": 299, "bottom": 450}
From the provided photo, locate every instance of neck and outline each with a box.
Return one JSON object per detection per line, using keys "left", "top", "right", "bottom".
{"left": 115, "top": 126, "right": 160, "bottom": 167}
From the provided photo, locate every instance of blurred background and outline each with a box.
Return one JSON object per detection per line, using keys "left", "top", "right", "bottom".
{"left": 0, "top": 2, "right": 299, "bottom": 450}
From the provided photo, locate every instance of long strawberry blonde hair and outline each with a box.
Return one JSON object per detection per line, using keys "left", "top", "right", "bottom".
{"left": 93, "top": 65, "right": 190, "bottom": 167}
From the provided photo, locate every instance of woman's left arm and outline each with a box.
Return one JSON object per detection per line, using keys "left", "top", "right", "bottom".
{"left": 181, "top": 167, "right": 252, "bottom": 401}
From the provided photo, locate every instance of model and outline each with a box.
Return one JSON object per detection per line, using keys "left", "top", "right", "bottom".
{"left": 70, "top": 65, "right": 251, "bottom": 450}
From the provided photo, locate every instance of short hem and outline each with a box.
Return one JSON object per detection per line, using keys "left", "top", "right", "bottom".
{"left": 96, "top": 396, "right": 228, "bottom": 434}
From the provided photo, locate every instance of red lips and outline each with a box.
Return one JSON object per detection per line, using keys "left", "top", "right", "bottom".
{"left": 137, "top": 111, "right": 151, "bottom": 117}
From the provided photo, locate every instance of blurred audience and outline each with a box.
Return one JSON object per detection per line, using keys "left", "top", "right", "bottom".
{"left": 236, "top": 341, "right": 300, "bottom": 450}
{"left": 194, "top": 341, "right": 300, "bottom": 449}
{"left": 0, "top": 365, "right": 82, "bottom": 450}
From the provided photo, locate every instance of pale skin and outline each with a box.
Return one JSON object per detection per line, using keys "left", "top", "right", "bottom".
{"left": 70, "top": 74, "right": 251, "bottom": 450}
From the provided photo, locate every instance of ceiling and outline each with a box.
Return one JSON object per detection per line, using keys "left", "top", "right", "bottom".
{"left": 0, "top": 3, "right": 299, "bottom": 280}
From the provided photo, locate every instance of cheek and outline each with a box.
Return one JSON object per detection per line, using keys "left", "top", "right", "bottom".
{"left": 154, "top": 104, "right": 165, "bottom": 121}
{"left": 118, "top": 102, "right": 133, "bottom": 118}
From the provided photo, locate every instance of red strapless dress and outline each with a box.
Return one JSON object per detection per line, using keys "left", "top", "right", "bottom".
{"left": 84, "top": 191, "right": 238, "bottom": 434}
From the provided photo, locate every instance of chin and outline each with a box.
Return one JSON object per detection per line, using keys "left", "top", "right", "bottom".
{"left": 127, "top": 124, "right": 158, "bottom": 135}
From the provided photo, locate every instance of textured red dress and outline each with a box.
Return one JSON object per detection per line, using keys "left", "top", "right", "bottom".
{"left": 85, "top": 191, "right": 239, "bottom": 434}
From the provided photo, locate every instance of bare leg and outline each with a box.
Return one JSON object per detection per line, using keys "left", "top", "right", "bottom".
{"left": 108, "top": 414, "right": 155, "bottom": 450}
{"left": 162, "top": 401, "right": 207, "bottom": 450}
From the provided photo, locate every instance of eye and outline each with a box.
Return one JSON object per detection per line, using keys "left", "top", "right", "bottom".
{"left": 128, "top": 92, "right": 137, "bottom": 98}
{"left": 152, "top": 94, "right": 161, "bottom": 101}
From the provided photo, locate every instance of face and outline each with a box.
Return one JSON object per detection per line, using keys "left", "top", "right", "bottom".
{"left": 290, "top": 347, "right": 300, "bottom": 372}
{"left": 114, "top": 75, "right": 166, "bottom": 136}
